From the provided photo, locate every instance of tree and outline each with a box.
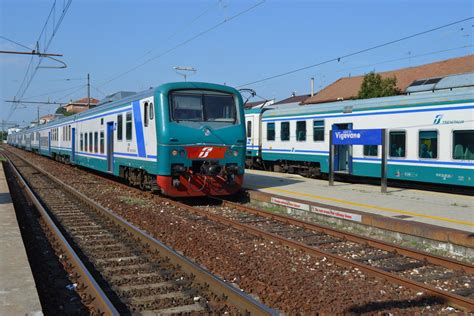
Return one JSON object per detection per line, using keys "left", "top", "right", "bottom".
{"left": 357, "top": 72, "right": 400, "bottom": 99}
{"left": 55, "top": 106, "right": 74, "bottom": 116}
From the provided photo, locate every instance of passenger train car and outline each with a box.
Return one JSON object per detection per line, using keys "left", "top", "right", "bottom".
{"left": 8, "top": 82, "right": 246, "bottom": 197}
{"left": 245, "top": 84, "right": 474, "bottom": 188}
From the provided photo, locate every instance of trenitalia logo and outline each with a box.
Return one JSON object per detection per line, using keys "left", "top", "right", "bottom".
{"left": 186, "top": 146, "right": 227, "bottom": 159}
{"left": 433, "top": 114, "right": 464, "bottom": 125}
{"left": 433, "top": 114, "right": 443, "bottom": 125}
{"left": 198, "top": 147, "right": 213, "bottom": 158}
{"left": 334, "top": 131, "right": 361, "bottom": 140}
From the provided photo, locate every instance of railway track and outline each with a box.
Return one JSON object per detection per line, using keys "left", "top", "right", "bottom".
{"left": 5, "top": 151, "right": 275, "bottom": 315}
{"left": 177, "top": 198, "right": 474, "bottom": 312}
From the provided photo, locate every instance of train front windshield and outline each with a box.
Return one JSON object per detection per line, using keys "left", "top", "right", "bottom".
{"left": 170, "top": 92, "right": 236, "bottom": 123}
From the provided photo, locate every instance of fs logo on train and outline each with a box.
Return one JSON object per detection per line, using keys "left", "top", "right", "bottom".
{"left": 186, "top": 146, "right": 226, "bottom": 159}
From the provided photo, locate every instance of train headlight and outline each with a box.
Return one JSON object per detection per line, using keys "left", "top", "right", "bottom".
{"left": 171, "top": 149, "right": 178, "bottom": 156}
{"left": 233, "top": 150, "right": 239, "bottom": 157}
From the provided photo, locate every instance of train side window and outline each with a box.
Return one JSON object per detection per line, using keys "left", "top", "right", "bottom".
{"left": 296, "top": 121, "right": 306, "bottom": 141}
{"left": 80, "top": 133, "right": 83, "bottom": 151}
{"left": 419, "top": 130, "right": 438, "bottom": 159}
{"left": 144, "top": 102, "right": 149, "bottom": 127}
{"left": 267, "top": 123, "right": 275, "bottom": 141}
{"left": 149, "top": 102, "right": 154, "bottom": 120}
{"left": 281, "top": 122, "right": 290, "bottom": 141}
{"left": 126, "top": 112, "right": 133, "bottom": 141}
{"left": 117, "top": 114, "right": 123, "bottom": 141}
{"left": 94, "top": 132, "right": 98, "bottom": 153}
{"left": 363, "top": 145, "right": 378, "bottom": 157}
{"left": 69, "top": 125, "right": 71, "bottom": 141}
{"left": 247, "top": 121, "right": 252, "bottom": 137}
{"left": 100, "top": 131, "right": 104, "bottom": 154}
{"left": 85, "top": 133, "right": 88, "bottom": 152}
{"left": 453, "top": 130, "right": 474, "bottom": 160}
{"left": 389, "top": 131, "right": 406, "bottom": 158}
{"left": 89, "top": 132, "right": 93, "bottom": 152}
{"left": 313, "top": 120, "right": 324, "bottom": 141}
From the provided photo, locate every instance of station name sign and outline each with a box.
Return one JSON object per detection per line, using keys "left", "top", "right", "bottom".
{"left": 332, "top": 129, "right": 382, "bottom": 145}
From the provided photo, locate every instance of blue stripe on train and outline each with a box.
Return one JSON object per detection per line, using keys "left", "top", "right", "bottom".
{"left": 132, "top": 100, "right": 147, "bottom": 158}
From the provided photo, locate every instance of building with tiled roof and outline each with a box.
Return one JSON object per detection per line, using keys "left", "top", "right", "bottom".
{"left": 63, "top": 97, "right": 100, "bottom": 114}
{"left": 303, "top": 54, "right": 474, "bottom": 104}
{"left": 273, "top": 93, "right": 311, "bottom": 105}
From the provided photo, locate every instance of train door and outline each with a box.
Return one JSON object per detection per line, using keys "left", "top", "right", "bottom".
{"left": 71, "top": 128, "right": 76, "bottom": 163}
{"left": 332, "top": 123, "right": 353, "bottom": 173}
{"left": 106, "top": 122, "right": 114, "bottom": 173}
{"left": 48, "top": 131, "right": 51, "bottom": 156}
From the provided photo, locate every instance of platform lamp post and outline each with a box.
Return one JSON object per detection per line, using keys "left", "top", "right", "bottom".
{"left": 173, "top": 66, "right": 197, "bottom": 81}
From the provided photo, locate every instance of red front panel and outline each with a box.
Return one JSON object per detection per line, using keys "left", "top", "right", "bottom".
{"left": 186, "top": 146, "right": 227, "bottom": 159}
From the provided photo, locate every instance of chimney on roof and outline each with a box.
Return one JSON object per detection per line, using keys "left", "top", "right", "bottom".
{"left": 291, "top": 91, "right": 296, "bottom": 97}
{"left": 311, "top": 77, "right": 314, "bottom": 96}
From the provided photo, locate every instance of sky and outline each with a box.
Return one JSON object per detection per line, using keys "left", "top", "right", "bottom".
{"left": 1, "top": 0, "right": 473, "bottom": 128}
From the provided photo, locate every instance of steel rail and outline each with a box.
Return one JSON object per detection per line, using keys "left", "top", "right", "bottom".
{"left": 5, "top": 149, "right": 277, "bottom": 316}
{"left": 218, "top": 197, "right": 474, "bottom": 274}
{"left": 5, "top": 158, "right": 120, "bottom": 316}
{"left": 170, "top": 198, "right": 474, "bottom": 311}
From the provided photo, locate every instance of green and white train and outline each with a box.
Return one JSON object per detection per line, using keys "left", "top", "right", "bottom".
{"left": 245, "top": 80, "right": 474, "bottom": 188}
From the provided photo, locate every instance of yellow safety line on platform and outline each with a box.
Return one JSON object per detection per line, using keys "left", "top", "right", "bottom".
{"left": 264, "top": 187, "right": 474, "bottom": 228}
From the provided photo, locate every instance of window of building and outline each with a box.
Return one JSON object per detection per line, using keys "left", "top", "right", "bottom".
{"left": 363, "top": 145, "right": 378, "bottom": 157}
{"left": 100, "top": 131, "right": 104, "bottom": 154}
{"left": 247, "top": 121, "right": 252, "bottom": 137}
{"left": 80, "top": 133, "right": 83, "bottom": 151}
{"left": 85, "top": 133, "right": 88, "bottom": 152}
{"left": 453, "top": 130, "right": 474, "bottom": 160}
{"left": 389, "top": 131, "right": 406, "bottom": 158}
{"left": 296, "top": 121, "right": 306, "bottom": 141}
{"left": 281, "top": 122, "right": 290, "bottom": 141}
{"left": 419, "top": 131, "right": 438, "bottom": 159}
{"left": 144, "top": 102, "right": 149, "bottom": 127}
{"left": 126, "top": 112, "right": 133, "bottom": 141}
{"left": 89, "top": 132, "right": 93, "bottom": 152}
{"left": 117, "top": 114, "right": 123, "bottom": 141}
{"left": 94, "top": 132, "right": 98, "bottom": 153}
{"left": 149, "top": 102, "right": 154, "bottom": 120}
{"left": 267, "top": 122, "right": 275, "bottom": 141}
{"left": 313, "top": 120, "right": 324, "bottom": 141}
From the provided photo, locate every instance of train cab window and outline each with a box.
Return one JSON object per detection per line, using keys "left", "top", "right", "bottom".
{"left": 247, "top": 121, "right": 252, "bottom": 138}
{"left": 94, "top": 132, "right": 99, "bottom": 153}
{"left": 80, "top": 133, "right": 83, "bottom": 151}
{"left": 85, "top": 134, "right": 88, "bottom": 152}
{"left": 281, "top": 122, "right": 290, "bottom": 141}
{"left": 170, "top": 92, "right": 236, "bottom": 123}
{"left": 419, "top": 131, "right": 438, "bottom": 159}
{"left": 126, "top": 112, "right": 133, "bottom": 141}
{"left": 296, "top": 121, "right": 306, "bottom": 141}
{"left": 389, "top": 131, "right": 406, "bottom": 158}
{"left": 149, "top": 103, "right": 154, "bottom": 120}
{"left": 313, "top": 120, "right": 324, "bottom": 141}
{"left": 267, "top": 123, "right": 275, "bottom": 141}
{"left": 453, "top": 130, "right": 474, "bottom": 160}
{"left": 89, "top": 132, "right": 93, "bottom": 152}
{"left": 363, "top": 145, "right": 378, "bottom": 157}
{"left": 100, "top": 131, "right": 105, "bottom": 154}
{"left": 144, "top": 102, "right": 149, "bottom": 127}
{"left": 117, "top": 114, "right": 123, "bottom": 141}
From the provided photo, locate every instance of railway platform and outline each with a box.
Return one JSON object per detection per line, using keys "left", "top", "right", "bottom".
{"left": 0, "top": 160, "right": 42, "bottom": 315}
{"left": 243, "top": 169, "right": 473, "bottom": 247}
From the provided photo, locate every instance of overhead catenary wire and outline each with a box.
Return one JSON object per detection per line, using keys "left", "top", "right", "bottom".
{"left": 237, "top": 17, "right": 474, "bottom": 88}
{"left": 98, "top": 0, "right": 266, "bottom": 87}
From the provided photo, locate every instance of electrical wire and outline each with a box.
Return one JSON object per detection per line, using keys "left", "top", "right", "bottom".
{"left": 0, "top": 36, "right": 34, "bottom": 51}
{"left": 98, "top": 0, "right": 266, "bottom": 87}
{"left": 21, "top": 84, "right": 86, "bottom": 100}
{"left": 237, "top": 17, "right": 474, "bottom": 88}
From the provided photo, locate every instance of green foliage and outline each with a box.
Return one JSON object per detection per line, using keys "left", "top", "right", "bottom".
{"left": 55, "top": 106, "right": 74, "bottom": 116}
{"left": 357, "top": 72, "right": 400, "bottom": 99}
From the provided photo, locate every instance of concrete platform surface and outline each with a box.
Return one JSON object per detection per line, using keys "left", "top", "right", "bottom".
{"left": 243, "top": 169, "right": 474, "bottom": 233}
{"left": 0, "top": 161, "right": 43, "bottom": 315}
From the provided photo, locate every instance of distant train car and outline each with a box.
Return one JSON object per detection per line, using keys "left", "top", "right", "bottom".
{"left": 8, "top": 82, "right": 246, "bottom": 197}
{"left": 245, "top": 85, "right": 474, "bottom": 188}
